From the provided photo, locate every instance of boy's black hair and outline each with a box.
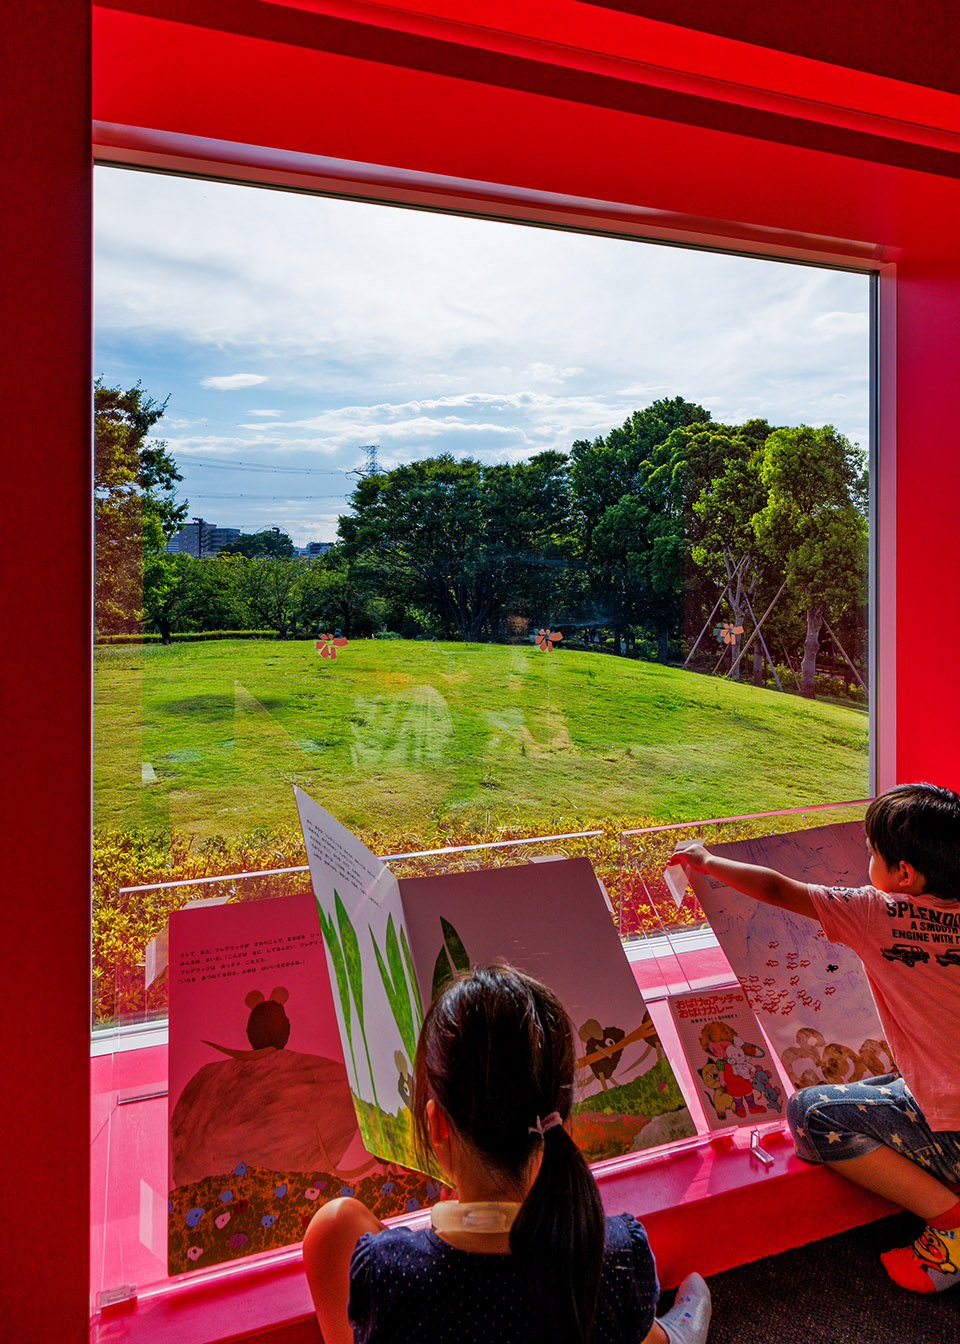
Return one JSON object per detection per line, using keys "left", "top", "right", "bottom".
{"left": 865, "top": 782, "right": 960, "bottom": 901}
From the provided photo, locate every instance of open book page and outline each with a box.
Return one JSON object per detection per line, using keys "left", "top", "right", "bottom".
{"left": 667, "top": 985, "right": 787, "bottom": 1131}
{"left": 398, "top": 856, "right": 696, "bottom": 1160}
{"left": 294, "top": 787, "right": 424, "bottom": 1169}
{"left": 167, "top": 890, "right": 438, "bottom": 1274}
{"left": 686, "top": 821, "right": 890, "bottom": 1091}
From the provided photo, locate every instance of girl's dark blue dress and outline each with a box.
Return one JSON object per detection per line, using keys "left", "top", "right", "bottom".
{"left": 347, "top": 1212, "right": 658, "bottom": 1342}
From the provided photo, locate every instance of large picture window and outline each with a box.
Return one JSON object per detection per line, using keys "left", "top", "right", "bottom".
{"left": 93, "top": 165, "right": 871, "bottom": 1034}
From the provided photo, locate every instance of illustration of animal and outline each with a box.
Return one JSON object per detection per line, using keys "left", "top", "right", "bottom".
{"left": 698, "top": 1059, "right": 735, "bottom": 1119}
{"left": 395, "top": 1050, "right": 412, "bottom": 1109}
{"left": 578, "top": 1018, "right": 626, "bottom": 1090}
{"left": 751, "top": 1066, "right": 782, "bottom": 1110}
{"left": 203, "top": 986, "right": 291, "bottom": 1060}
{"left": 245, "top": 987, "right": 291, "bottom": 1050}
{"left": 175, "top": 985, "right": 372, "bottom": 1186}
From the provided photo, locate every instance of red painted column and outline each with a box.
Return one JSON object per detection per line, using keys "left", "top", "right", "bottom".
{"left": 893, "top": 257, "right": 960, "bottom": 788}
{"left": 0, "top": 3, "right": 92, "bottom": 1340}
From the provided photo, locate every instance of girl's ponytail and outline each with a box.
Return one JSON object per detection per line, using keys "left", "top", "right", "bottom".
{"left": 413, "top": 966, "right": 607, "bottom": 1344}
{"left": 509, "top": 1120, "right": 605, "bottom": 1343}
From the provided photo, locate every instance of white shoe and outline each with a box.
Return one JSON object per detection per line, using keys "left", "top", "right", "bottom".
{"left": 658, "top": 1272, "right": 712, "bottom": 1344}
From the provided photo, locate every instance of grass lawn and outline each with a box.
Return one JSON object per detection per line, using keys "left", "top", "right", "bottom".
{"left": 94, "top": 638, "right": 868, "bottom": 843}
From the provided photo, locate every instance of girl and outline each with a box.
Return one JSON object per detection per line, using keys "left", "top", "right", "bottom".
{"left": 303, "top": 965, "right": 711, "bottom": 1343}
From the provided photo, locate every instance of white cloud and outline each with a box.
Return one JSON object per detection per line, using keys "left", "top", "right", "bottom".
{"left": 812, "top": 311, "right": 869, "bottom": 336}
{"left": 200, "top": 373, "right": 268, "bottom": 390}
{"left": 93, "top": 166, "right": 871, "bottom": 540}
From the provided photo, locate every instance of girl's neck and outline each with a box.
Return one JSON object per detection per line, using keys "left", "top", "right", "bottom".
{"left": 433, "top": 1199, "right": 518, "bottom": 1256}
{"left": 432, "top": 1149, "right": 536, "bottom": 1255}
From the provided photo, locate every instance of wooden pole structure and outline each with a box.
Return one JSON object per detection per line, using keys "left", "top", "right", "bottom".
{"left": 722, "top": 580, "right": 788, "bottom": 679}
{"left": 683, "top": 553, "right": 749, "bottom": 667}
{"left": 822, "top": 614, "right": 867, "bottom": 691}
{"left": 781, "top": 643, "right": 802, "bottom": 692}
{"left": 741, "top": 587, "right": 784, "bottom": 692}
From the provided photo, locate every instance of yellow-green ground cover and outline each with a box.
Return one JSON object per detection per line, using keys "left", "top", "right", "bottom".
{"left": 93, "top": 639, "right": 868, "bottom": 1024}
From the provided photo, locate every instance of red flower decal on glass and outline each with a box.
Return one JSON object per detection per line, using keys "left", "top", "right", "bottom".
{"left": 316, "top": 633, "right": 348, "bottom": 659}
{"left": 535, "top": 628, "right": 563, "bottom": 652}
{"left": 713, "top": 622, "right": 744, "bottom": 646}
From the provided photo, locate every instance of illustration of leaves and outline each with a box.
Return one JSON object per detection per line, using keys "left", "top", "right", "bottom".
{"left": 316, "top": 896, "right": 359, "bottom": 1093}
{"left": 335, "top": 892, "right": 385, "bottom": 1155}
{"left": 370, "top": 923, "right": 417, "bottom": 1064}
{"left": 399, "top": 924, "right": 423, "bottom": 1030}
{"left": 316, "top": 901, "right": 350, "bottom": 1041}
{"left": 441, "top": 917, "right": 470, "bottom": 974}
{"left": 432, "top": 945, "right": 454, "bottom": 1004}
{"left": 336, "top": 891, "right": 365, "bottom": 1031}
{"left": 386, "top": 916, "right": 417, "bottom": 1061}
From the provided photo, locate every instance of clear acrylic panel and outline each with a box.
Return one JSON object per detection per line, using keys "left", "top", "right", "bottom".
{"left": 91, "top": 830, "right": 605, "bottom": 1310}
{"left": 618, "top": 799, "right": 870, "bottom": 987}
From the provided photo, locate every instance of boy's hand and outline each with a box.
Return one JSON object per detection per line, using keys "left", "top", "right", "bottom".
{"left": 668, "top": 842, "right": 711, "bottom": 873}
{"left": 669, "top": 841, "right": 817, "bottom": 920}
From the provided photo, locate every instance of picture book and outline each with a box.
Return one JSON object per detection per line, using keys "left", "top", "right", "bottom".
{"left": 667, "top": 985, "right": 787, "bottom": 1130}
{"left": 166, "top": 891, "right": 439, "bottom": 1275}
{"left": 680, "top": 821, "right": 892, "bottom": 1091}
{"left": 294, "top": 786, "right": 696, "bottom": 1171}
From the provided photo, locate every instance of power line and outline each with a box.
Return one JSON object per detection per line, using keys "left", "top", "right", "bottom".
{"left": 181, "top": 457, "right": 349, "bottom": 475}
{"left": 194, "top": 491, "right": 350, "bottom": 500}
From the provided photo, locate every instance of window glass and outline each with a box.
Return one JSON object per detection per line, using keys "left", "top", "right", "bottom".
{"left": 93, "top": 167, "right": 870, "bottom": 1034}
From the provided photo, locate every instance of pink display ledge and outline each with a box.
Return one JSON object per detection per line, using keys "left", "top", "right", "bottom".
{"left": 91, "top": 944, "right": 896, "bottom": 1344}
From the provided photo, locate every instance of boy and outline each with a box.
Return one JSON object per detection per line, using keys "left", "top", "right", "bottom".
{"left": 670, "top": 782, "right": 960, "bottom": 1293}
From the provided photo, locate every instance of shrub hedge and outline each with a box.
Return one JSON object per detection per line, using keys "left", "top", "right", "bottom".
{"left": 95, "top": 630, "right": 277, "bottom": 645}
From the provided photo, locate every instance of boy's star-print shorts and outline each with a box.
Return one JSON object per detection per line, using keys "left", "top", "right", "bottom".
{"left": 787, "top": 1073, "right": 960, "bottom": 1181}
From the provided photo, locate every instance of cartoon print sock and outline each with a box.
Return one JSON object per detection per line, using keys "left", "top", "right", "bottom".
{"left": 658, "top": 1272, "right": 712, "bottom": 1344}
{"left": 880, "top": 1198, "right": 960, "bottom": 1293}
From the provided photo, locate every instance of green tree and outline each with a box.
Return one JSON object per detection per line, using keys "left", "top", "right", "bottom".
{"left": 241, "top": 557, "right": 305, "bottom": 637}
{"left": 569, "top": 398, "right": 712, "bottom": 657}
{"left": 297, "top": 548, "right": 387, "bottom": 639}
{"left": 95, "top": 379, "right": 186, "bottom": 635}
{"left": 143, "top": 551, "right": 250, "bottom": 642}
{"left": 142, "top": 551, "right": 196, "bottom": 644}
{"left": 752, "top": 425, "right": 868, "bottom": 698}
{"left": 339, "top": 453, "right": 572, "bottom": 641}
{"left": 219, "top": 528, "right": 294, "bottom": 559}
{"left": 570, "top": 397, "right": 713, "bottom": 542}
{"left": 689, "top": 428, "right": 771, "bottom": 680}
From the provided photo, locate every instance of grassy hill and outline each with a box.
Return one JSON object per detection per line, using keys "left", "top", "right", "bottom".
{"left": 94, "top": 638, "right": 868, "bottom": 843}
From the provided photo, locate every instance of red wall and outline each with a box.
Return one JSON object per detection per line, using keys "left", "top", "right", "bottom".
{"left": 0, "top": 3, "right": 92, "bottom": 1341}
{"left": 5, "top": 3, "right": 960, "bottom": 1340}
{"left": 90, "top": 2, "right": 960, "bottom": 786}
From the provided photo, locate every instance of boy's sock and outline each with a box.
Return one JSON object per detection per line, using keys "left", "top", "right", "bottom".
{"left": 880, "top": 1198, "right": 960, "bottom": 1293}
{"left": 658, "top": 1272, "right": 711, "bottom": 1344}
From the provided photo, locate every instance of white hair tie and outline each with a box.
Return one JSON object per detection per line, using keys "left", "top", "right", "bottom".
{"left": 528, "top": 1110, "right": 563, "bottom": 1137}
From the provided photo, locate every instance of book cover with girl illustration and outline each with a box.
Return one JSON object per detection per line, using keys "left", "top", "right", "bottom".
{"left": 666, "top": 985, "right": 787, "bottom": 1131}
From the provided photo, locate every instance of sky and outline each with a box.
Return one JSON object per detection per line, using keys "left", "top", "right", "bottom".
{"left": 94, "top": 166, "right": 871, "bottom": 548}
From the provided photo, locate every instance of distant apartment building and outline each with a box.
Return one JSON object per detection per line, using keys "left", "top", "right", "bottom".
{"left": 305, "top": 541, "right": 334, "bottom": 557}
{"left": 165, "top": 522, "right": 241, "bottom": 557}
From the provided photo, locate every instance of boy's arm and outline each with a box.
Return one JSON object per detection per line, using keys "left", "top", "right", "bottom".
{"left": 669, "top": 843, "right": 818, "bottom": 920}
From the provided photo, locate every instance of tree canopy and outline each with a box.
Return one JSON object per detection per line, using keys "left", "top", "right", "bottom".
{"left": 338, "top": 453, "right": 573, "bottom": 642}
{"left": 219, "top": 529, "right": 294, "bottom": 559}
{"left": 95, "top": 379, "right": 186, "bottom": 636}
{"left": 104, "top": 383, "right": 868, "bottom": 702}
{"left": 753, "top": 424, "right": 867, "bottom": 696}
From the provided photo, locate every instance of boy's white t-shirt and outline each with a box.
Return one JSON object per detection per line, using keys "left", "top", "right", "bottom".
{"left": 809, "top": 883, "right": 960, "bottom": 1131}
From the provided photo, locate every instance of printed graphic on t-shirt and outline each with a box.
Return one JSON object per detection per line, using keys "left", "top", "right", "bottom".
{"left": 880, "top": 898, "right": 960, "bottom": 969}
